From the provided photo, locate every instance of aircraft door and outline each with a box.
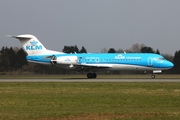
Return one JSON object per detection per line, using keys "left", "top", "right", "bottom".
{"left": 147, "top": 57, "right": 153, "bottom": 67}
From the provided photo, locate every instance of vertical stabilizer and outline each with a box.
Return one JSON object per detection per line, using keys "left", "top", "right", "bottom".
{"left": 9, "top": 34, "right": 48, "bottom": 55}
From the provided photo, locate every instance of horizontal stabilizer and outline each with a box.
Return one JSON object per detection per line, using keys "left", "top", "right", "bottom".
{"left": 7, "top": 34, "right": 33, "bottom": 39}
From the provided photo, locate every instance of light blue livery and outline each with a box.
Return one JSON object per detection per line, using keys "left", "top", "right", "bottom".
{"left": 9, "top": 34, "right": 174, "bottom": 78}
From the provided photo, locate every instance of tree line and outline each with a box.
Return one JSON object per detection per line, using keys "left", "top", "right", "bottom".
{"left": 0, "top": 47, "right": 27, "bottom": 74}
{"left": 0, "top": 43, "right": 180, "bottom": 75}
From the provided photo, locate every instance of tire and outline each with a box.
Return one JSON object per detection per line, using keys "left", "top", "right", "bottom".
{"left": 151, "top": 75, "right": 155, "bottom": 79}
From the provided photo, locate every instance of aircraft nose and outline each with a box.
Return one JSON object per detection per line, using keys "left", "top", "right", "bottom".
{"left": 167, "top": 61, "right": 174, "bottom": 68}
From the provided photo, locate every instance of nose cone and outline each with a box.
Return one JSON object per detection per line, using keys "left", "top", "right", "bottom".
{"left": 166, "top": 61, "right": 174, "bottom": 68}
{"left": 158, "top": 60, "right": 174, "bottom": 69}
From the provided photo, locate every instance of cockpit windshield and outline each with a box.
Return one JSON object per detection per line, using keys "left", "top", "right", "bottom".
{"left": 157, "top": 58, "right": 166, "bottom": 60}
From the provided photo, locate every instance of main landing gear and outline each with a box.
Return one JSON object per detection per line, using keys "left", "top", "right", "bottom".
{"left": 87, "top": 73, "right": 97, "bottom": 78}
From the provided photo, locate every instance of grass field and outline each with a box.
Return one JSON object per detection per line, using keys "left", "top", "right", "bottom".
{"left": 0, "top": 82, "right": 180, "bottom": 120}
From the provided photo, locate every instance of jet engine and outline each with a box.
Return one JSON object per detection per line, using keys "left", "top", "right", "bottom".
{"left": 50, "top": 55, "right": 78, "bottom": 66}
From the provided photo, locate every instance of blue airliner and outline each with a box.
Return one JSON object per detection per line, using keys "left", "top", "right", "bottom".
{"left": 9, "top": 34, "right": 174, "bottom": 78}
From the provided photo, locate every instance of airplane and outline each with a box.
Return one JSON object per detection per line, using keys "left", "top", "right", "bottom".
{"left": 8, "top": 34, "right": 174, "bottom": 79}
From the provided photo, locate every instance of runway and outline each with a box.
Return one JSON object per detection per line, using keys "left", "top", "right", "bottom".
{"left": 0, "top": 78, "right": 180, "bottom": 82}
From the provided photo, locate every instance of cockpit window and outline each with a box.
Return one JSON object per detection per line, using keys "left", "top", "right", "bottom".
{"left": 157, "top": 58, "right": 166, "bottom": 60}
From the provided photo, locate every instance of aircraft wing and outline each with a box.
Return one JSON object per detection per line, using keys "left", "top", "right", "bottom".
{"left": 72, "top": 64, "right": 112, "bottom": 72}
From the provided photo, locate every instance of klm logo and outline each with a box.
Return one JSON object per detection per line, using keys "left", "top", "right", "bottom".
{"left": 115, "top": 54, "right": 125, "bottom": 59}
{"left": 65, "top": 58, "right": 71, "bottom": 62}
{"left": 26, "top": 40, "right": 42, "bottom": 50}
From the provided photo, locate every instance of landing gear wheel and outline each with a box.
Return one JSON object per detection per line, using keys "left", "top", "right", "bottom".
{"left": 87, "top": 73, "right": 91, "bottom": 78}
{"left": 151, "top": 74, "right": 155, "bottom": 79}
{"left": 93, "top": 73, "right": 97, "bottom": 78}
{"left": 87, "top": 73, "right": 97, "bottom": 79}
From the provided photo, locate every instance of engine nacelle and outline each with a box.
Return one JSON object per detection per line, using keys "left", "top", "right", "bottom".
{"left": 56, "top": 56, "right": 78, "bottom": 64}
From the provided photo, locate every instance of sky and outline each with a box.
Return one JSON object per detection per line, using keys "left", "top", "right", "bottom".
{"left": 1, "top": 0, "right": 180, "bottom": 55}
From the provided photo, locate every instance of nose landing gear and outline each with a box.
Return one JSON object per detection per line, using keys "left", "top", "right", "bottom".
{"left": 151, "top": 74, "right": 155, "bottom": 79}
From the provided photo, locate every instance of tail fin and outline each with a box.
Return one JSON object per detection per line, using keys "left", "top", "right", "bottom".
{"left": 8, "top": 34, "right": 48, "bottom": 55}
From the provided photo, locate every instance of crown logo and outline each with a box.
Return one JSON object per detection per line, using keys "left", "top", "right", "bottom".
{"left": 30, "top": 40, "right": 38, "bottom": 46}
